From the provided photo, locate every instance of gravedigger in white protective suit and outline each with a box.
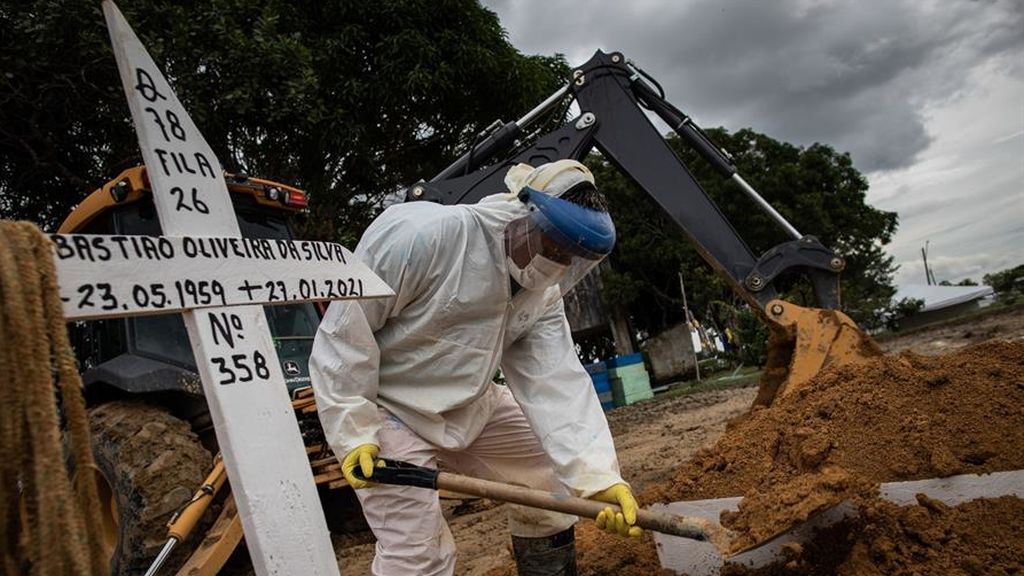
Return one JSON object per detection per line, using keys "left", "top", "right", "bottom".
{"left": 310, "top": 160, "right": 640, "bottom": 576}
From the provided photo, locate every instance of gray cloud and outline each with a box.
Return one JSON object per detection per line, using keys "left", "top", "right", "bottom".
{"left": 487, "top": 0, "right": 1023, "bottom": 173}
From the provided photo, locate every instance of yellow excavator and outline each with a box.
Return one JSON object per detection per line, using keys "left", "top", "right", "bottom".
{"left": 64, "top": 50, "right": 881, "bottom": 575}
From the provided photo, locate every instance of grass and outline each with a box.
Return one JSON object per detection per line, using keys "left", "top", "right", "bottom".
{"left": 655, "top": 365, "right": 762, "bottom": 400}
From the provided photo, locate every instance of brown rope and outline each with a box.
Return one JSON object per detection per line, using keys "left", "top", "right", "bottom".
{"left": 0, "top": 221, "right": 107, "bottom": 575}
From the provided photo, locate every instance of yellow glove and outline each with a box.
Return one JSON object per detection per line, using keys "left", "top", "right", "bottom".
{"left": 341, "top": 443, "right": 379, "bottom": 489}
{"left": 593, "top": 483, "right": 642, "bottom": 538}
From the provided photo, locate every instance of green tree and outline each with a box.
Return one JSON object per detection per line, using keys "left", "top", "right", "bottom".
{"left": 885, "top": 296, "right": 924, "bottom": 331}
{"left": 592, "top": 127, "right": 899, "bottom": 341}
{"left": 983, "top": 264, "right": 1024, "bottom": 304}
{"left": 0, "top": 0, "right": 568, "bottom": 240}
{"left": 983, "top": 265, "right": 1024, "bottom": 293}
{"left": 939, "top": 278, "right": 979, "bottom": 286}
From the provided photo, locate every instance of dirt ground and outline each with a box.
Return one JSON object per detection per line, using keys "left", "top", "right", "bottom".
{"left": 333, "top": 305, "right": 1024, "bottom": 575}
{"left": 876, "top": 304, "right": 1024, "bottom": 355}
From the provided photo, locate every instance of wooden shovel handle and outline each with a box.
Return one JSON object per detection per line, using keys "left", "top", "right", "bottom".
{"left": 435, "top": 471, "right": 716, "bottom": 541}
{"left": 359, "top": 458, "right": 726, "bottom": 543}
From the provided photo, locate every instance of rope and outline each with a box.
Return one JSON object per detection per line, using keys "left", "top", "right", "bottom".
{"left": 0, "top": 221, "right": 107, "bottom": 575}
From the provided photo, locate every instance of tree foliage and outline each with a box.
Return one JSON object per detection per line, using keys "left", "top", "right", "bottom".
{"left": 939, "top": 278, "right": 979, "bottom": 286}
{"left": 0, "top": 0, "right": 568, "bottom": 240}
{"left": 885, "top": 297, "right": 925, "bottom": 331}
{"left": 984, "top": 264, "right": 1024, "bottom": 304}
{"left": 592, "top": 127, "right": 899, "bottom": 337}
{"left": 983, "top": 265, "right": 1024, "bottom": 294}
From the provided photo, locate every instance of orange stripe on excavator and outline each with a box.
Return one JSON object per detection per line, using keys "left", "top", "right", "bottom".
{"left": 58, "top": 166, "right": 308, "bottom": 234}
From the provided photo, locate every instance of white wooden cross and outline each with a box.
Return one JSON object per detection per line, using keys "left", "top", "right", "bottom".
{"left": 50, "top": 2, "right": 394, "bottom": 573}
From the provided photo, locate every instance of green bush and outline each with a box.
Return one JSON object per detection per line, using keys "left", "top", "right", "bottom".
{"left": 735, "top": 307, "right": 769, "bottom": 366}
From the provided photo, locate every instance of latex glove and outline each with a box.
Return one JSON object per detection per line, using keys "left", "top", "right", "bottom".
{"left": 341, "top": 443, "right": 379, "bottom": 489}
{"left": 593, "top": 483, "right": 642, "bottom": 538}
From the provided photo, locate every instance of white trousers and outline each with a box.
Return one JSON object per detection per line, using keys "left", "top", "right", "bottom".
{"left": 354, "top": 385, "right": 577, "bottom": 576}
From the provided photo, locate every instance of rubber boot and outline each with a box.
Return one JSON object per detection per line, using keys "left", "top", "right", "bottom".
{"left": 511, "top": 526, "right": 577, "bottom": 576}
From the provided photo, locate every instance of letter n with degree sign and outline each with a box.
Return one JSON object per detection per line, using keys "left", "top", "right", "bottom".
{"left": 93, "top": 2, "right": 393, "bottom": 574}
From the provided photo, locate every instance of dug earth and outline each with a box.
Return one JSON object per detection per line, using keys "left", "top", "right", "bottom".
{"left": 334, "top": 305, "right": 1024, "bottom": 575}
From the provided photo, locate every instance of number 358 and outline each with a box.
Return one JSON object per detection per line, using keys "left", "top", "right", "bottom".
{"left": 211, "top": 351, "right": 271, "bottom": 385}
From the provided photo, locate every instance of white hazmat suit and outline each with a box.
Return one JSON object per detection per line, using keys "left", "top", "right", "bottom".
{"left": 310, "top": 184, "right": 624, "bottom": 575}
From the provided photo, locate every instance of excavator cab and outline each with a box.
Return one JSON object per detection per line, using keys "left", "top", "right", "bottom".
{"left": 61, "top": 166, "right": 321, "bottom": 403}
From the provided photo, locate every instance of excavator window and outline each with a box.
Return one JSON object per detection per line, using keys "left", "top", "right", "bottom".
{"left": 72, "top": 193, "right": 320, "bottom": 391}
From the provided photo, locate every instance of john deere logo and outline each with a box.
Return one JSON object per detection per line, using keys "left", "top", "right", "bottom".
{"left": 283, "top": 361, "right": 302, "bottom": 376}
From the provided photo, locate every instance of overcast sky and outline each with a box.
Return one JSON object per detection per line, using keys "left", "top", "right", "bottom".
{"left": 483, "top": 0, "right": 1023, "bottom": 289}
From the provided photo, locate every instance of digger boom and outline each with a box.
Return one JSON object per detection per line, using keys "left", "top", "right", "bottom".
{"left": 406, "top": 49, "right": 880, "bottom": 402}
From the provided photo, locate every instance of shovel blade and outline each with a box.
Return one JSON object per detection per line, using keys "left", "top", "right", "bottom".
{"left": 651, "top": 498, "right": 856, "bottom": 576}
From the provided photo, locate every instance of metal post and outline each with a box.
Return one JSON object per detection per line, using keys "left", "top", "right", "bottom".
{"left": 921, "top": 241, "right": 936, "bottom": 285}
{"left": 679, "top": 272, "right": 700, "bottom": 382}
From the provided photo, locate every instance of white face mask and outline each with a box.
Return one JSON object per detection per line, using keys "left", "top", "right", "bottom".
{"left": 507, "top": 254, "right": 569, "bottom": 291}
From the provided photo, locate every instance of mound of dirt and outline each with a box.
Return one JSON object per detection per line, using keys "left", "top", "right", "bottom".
{"left": 585, "top": 339, "right": 1024, "bottom": 574}
{"left": 834, "top": 494, "right": 1024, "bottom": 576}
{"left": 576, "top": 524, "right": 676, "bottom": 576}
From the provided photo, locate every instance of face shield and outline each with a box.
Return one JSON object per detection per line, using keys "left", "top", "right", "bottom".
{"left": 505, "top": 185, "right": 616, "bottom": 295}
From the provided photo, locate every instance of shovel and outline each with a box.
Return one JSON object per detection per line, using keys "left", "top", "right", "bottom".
{"left": 355, "top": 459, "right": 735, "bottom": 552}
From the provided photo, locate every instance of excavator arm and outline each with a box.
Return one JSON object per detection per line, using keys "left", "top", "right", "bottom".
{"left": 405, "top": 50, "right": 880, "bottom": 404}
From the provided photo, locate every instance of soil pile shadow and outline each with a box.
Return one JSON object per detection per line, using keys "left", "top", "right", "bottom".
{"left": 493, "top": 339, "right": 1024, "bottom": 575}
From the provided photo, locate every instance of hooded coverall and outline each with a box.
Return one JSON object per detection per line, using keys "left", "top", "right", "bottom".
{"left": 309, "top": 192, "right": 624, "bottom": 575}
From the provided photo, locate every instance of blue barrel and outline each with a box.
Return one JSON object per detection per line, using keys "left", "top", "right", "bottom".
{"left": 585, "top": 362, "right": 615, "bottom": 411}
{"left": 606, "top": 353, "right": 652, "bottom": 407}
{"left": 605, "top": 353, "right": 643, "bottom": 368}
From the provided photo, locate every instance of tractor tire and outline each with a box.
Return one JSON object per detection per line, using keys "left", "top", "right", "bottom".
{"left": 87, "top": 401, "right": 213, "bottom": 575}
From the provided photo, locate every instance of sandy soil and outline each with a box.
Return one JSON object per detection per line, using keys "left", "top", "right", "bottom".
{"left": 332, "top": 305, "right": 1024, "bottom": 575}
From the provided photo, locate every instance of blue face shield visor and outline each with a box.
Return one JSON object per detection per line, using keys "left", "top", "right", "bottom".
{"left": 519, "top": 186, "right": 616, "bottom": 259}
{"left": 504, "top": 186, "right": 616, "bottom": 294}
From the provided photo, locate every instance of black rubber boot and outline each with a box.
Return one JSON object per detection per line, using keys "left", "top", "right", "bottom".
{"left": 511, "top": 526, "right": 577, "bottom": 576}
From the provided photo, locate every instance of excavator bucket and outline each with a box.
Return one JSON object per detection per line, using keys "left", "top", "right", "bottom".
{"left": 754, "top": 299, "right": 883, "bottom": 407}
